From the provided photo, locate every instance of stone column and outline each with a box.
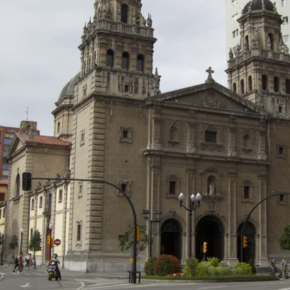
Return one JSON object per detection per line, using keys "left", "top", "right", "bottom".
{"left": 227, "top": 172, "right": 239, "bottom": 266}
{"left": 152, "top": 107, "right": 162, "bottom": 150}
{"left": 258, "top": 175, "right": 268, "bottom": 266}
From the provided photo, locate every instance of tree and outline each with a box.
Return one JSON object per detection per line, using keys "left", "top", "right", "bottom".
{"left": 279, "top": 224, "right": 290, "bottom": 251}
{"left": 29, "top": 230, "right": 42, "bottom": 269}
{"left": 119, "top": 225, "right": 149, "bottom": 253}
{"left": 9, "top": 235, "right": 18, "bottom": 258}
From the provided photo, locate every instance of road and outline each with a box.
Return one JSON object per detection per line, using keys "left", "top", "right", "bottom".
{"left": 1, "top": 266, "right": 290, "bottom": 290}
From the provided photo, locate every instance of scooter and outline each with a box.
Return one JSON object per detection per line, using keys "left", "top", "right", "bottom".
{"left": 47, "top": 261, "right": 60, "bottom": 281}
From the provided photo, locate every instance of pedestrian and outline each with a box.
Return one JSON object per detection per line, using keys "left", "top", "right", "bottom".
{"left": 13, "top": 252, "right": 23, "bottom": 273}
{"left": 271, "top": 258, "right": 276, "bottom": 275}
{"left": 281, "top": 256, "right": 288, "bottom": 280}
{"left": 24, "top": 253, "right": 32, "bottom": 268}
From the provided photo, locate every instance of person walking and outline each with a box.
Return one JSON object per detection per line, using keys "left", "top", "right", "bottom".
{"left": 281, "top": 256, "right": 288, "bottom": 280}
{"left": 13, "top": 252, "right": 23, "bottom": 273}
{"left": 271, "top": 258, "right": 276, "bottom": 275}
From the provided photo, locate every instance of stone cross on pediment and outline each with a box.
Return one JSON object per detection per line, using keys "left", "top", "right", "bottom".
{"left": 205, "top": 67, "right": 215, "bottom": 83}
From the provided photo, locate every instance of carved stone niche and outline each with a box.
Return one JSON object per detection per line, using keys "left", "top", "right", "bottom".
{"left": 200, "top": 167, "right": 223, "bottom": 198}
{"left": 117, "top": 179, "right": 132, "bottom": 197}
{"left": 167, "top": 124, "right": 180, "bottom": 146}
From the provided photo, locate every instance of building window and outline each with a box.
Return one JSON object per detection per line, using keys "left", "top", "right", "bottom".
{"left": 274, "top": 77, "right": 280, "bottom": 92}
{"left": 122, "top": 52, "right": 129, "bottom": 70}
{"left": 232, "top": 0, "right": 238, "bottom": 6}
{"left": 283, "top": 16, "right": 289, "bottom": 24}
{"left": 31, "top": 199, "right": 34, "bottom": 210}
{"left": 77, "top": 224, "right": 81, "bottom": 241}
{"left": 119, "top": 127, "right": 133, "bottom": 143}
{"left": 268, "top": 34, "right": 274, "bottom": 50}
{"left": 169, "top": 126, "right": 178, "bottom": 142}
{"left": 83, "top": 85, "right": 87, "bottom": 97}
{"left": 80, "top": 130, "right": 85, "bottom": 146}
{"left": 244, "top": 186, "right": 250, "bottom": 199}
{"left": 286, "top": 79, "right": 290, "bottom": 94}
{"left": 279, "top": 106, "right": 283, "bottom": 113}
{"left": 232, "top": 29, "right": 239, "bottom": 38}
{"left": 59, "top": 190, "right": 63, "bottom": 203}
{"left": 0, "top": 193, "right": 4, "bottom": 202}
{"left": 121, "top": 4, "right": 128, "bottom": 23}
{"left": 205, "top": 131, "right": 217, "bottom": 143}
{"left": 3, "top": 208, "right": 5, "bottom": 217}
{"left": 0, "top": 209, "right": 1, "bottom": 218}
{"left": 245, "top": 36, "right": 249, "bottom": 50}
{"left": 106, "top": 49, "right": 114, "bottom": 68}
{"left": 277, "top": 144, "right": 287, "bottom": 158}
{"left": 15, "top": 174, "right": 20, "bottom": 197}
{"left": 243, "top": 135, "right": 251, "bottom": 149}
{"left": 39, "top": 196, "right": 43, "bottom": 208}
{"left": 137, "top": 54, "right": 144, "bottom": 72}
{"left": 125, "top": 85, "right": 129, "bottom": 92}
{"left": 30, "top": 229, "right": 33, "bottom": 238}
{"left": 248, "top": 76, "right": 252, "bottom": 91}
{"left": 240, "top": 79, "right": 245, "bottom": 94}
{"left": 282, "top": 0, "right": 287, "bottom": 7}
{"left": 169, "top": 181, "right": 176, "bottom": 196}
{"left": 283, "top": 35, "right": 289, "bottom": 43}
{"left": 277, "top": 191, "right": 288, "bottom": 206}
{"left": 117, "top": 179, "right": 132, "bottom": 197}
{"left": 233, "top": 83, "right": 237, "bottom": 93}
{"left": 78, "top": 181, "right": 83, "bottom": 198}
{"left": 57, "top": 122, "right": 60, "bottom": 134}
{"left": 232, "top": 13, "right": 238, "bottom": 23}
{"left": 262, "top": 75, "right": 268, "bottom": 90}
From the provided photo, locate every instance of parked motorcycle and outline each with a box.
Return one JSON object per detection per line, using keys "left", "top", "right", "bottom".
{"left": 47, "top": 261, "right": 60, "bottom": 281}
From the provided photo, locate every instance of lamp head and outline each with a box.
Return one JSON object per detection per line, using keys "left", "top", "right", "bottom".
{"left": 178, "top": 192, "right": 185, "bottom": 206}
{"left": 20, "top": 228, "right": 24, "bottom": 234}
{"left": 49, "top": 223, "right": 53, "bottom": 230}
{"left": 190, "top": 194, "right": 196, "bottom": 203}
{"left": 196, "top": 193, "right": 202, "bottom": 202}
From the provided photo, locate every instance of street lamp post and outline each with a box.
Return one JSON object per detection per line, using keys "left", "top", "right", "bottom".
{"left": 178, "top": 192, "right": 202, "bottom": 259}
{"left": 0, "top": 232, "right": 4, "bottom": 265}
{"left": 20, "top": 228, "right": 24, "bottom": 254}
{"left": 49, "top": 223, "right": 53, "bottom": 261}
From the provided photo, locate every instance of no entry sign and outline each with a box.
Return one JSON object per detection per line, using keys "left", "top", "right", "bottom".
{"left": 54, "top": 239, "right": 61, "bottom": 246}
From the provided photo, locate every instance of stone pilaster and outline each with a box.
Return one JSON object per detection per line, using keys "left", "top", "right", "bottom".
{"left": 259, "top": 117, "right": 267, "bottom": 160}
{"left": 61, "top": 183, "right": 68, "bottom": 268}
{"left": 152, "top": 107, "right": 162, "bottom": 150}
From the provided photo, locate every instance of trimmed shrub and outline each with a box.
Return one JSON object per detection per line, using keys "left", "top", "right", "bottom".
{"left": 208, "top": 266, "right": 218, "bottom": 276}
{"left": 200, "top": 261, "right": 211, "bottom": 267}
{"left": 208, "top": 257, "right": 219, "bottom": 268}
{"left": 232, "top": 268, "right": 244, "bottom": 275}
{"left": 233, "top": 262, "right": 252, "bottom": 275}
{"left": 219, "top": 261, "right": 228, "bottom": 267}
{"left": 144, "top": 257, "right": 157, "bottom": 275}
{"left": 195, "top": 263, "right": 210, "bottom": 277}
{"left": 182, "top": 258, "right": 199, "bottom": 277}
{"left": 249, "top": 259, "right": 256, "bottom": 274}
{"left": 153, "top": 255, "right": 181, "bottom": 276}
{"left": 216, "top": 266, "right": 232, "bottom": 276}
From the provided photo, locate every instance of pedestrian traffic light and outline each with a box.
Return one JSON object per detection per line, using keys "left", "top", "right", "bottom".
{"left": 47, "top": 235, "right": 51, "bottom": 245}
{"left": 22, "top": 172, "right": 32, "bottom": 191}
{"left": 136, "top": 226, "right": 140, "bottom": 242}
{"left": 243, "top": 235, "right": 248, "bottom": 248}
{"left": 51, "top": 238, "right": 54, "bottom": 248}
{"left": 203, "top": 242, "right": 208, "bottom": 253}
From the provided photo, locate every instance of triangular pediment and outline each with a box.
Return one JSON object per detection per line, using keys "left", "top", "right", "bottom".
{"left": 7, "top": 135, "right": 25, "bottom": 157}
{"left": 148, "top": 82, "right": 267, "bottom": 116}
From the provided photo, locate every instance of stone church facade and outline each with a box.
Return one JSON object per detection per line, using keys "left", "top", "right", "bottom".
{"left": 4, "top": 0, "right": 290, "bottom": 272}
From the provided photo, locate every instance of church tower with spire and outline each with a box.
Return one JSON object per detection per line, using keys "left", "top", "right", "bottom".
{"left": 226, "top": 0, "right": 290, "bottom": 117}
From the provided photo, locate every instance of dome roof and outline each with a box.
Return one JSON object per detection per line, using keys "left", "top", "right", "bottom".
{"left": 58, "top": 72, "right": 80, "bottom": 102}
{"left": 243, "top": 0, "right": 275, "bottom": 14}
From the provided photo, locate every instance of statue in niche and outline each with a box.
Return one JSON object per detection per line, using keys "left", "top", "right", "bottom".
{"left": 209, "top": 181, "right": 216, "bottom": 196}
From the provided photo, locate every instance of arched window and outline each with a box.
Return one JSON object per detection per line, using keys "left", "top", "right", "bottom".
{"left": 244, "top": 135, "right": 251, "bottom": 148}
{"left": 106, "top": 50, "right": 114, "bottom": 68}
{"left": 169, "top": 126, "right": 178, "bottom": 141}
{"left": 233, "top": 83, "right": 237, "bottom": 93}
{"left": 241, "top": 79, "right": 245, "bottom": 94}
{"left": 15, "top": 174, "right": 20, "bottom": 197}
{"left": 245, "top": 36, "right": 249, "bottom": 51}
{"left": 57, "top": 122, "right": 60, "bottom": 134}
{"left": 262, "top": 75, "right": 267, "bottom": 90}
{"left": 121, "top": 4, "right": 128, "bottom": 23}
{"left": 122, "top": 52, "right": 129, "bottom": 70}
{"left": 286, "top": 79, "right": 290, "bottom": 94}
{"left": 248, "top": 76, "right": 252, "bottom": 91}
{"left": 268, "top": 34, "right": 274, "bottom": 50}
{"left": 137, "top": 54, "right": 144, "bottom": 72}
{"left": 274, "top": 77, "right": 279, "bottom": 92}
{"left": 93, "top": 51, "right": 96, "bottom": 67}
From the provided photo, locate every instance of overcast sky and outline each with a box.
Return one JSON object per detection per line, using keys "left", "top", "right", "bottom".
{"left": 0, "top": 0, "right": 227, "bottom": 136}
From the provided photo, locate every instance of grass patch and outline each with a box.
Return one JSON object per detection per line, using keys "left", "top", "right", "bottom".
{"left": 141, "top": 274, "right": 277, "bottom": 282}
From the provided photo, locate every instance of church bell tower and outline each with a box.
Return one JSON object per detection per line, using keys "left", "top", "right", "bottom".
{"left": 76, "top": 0, "right": 160, "bottom": 101}
{"left": 226, "top": 0, "right": 290, "bottom": 117}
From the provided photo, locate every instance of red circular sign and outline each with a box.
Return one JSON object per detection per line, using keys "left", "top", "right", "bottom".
{"left": 54, "top": 239, "right": 61, "bottom": 246}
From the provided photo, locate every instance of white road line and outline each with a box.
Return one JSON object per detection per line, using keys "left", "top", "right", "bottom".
{"left": 76, "top": 282, "right": 85, "bottom": 290}
{"left": 198, "top": 287, "right": 227, "bottom": 290}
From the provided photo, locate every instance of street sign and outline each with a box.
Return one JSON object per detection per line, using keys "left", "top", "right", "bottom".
{"left": 54, "top": 239, "right": 61, "bottom": 246}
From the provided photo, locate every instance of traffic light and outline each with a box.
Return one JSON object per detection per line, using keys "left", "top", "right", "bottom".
{"left": 243, "top": 236, "right": 248, "bottom": 248}
{"left": 203, "top": 242, "right": 208, "bottom": 253}
{"left": 47, "top": 235, "right": 51, "bottom": 245}
{"left": 136, "top": 226, "right": 140, "bottom": 242}
{"left": 22, "top": 172, "right": 32, "bottom": 191}
{"left": 51, "top": 238, "right": 54, "bottom": 248}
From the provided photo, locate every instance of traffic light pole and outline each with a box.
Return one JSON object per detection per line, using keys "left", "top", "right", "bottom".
{"left": 22, "top": 173, "right": 138, "bottom": 284}
{"left": 240, "top": 191, "right": 290, "bottom": 262}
